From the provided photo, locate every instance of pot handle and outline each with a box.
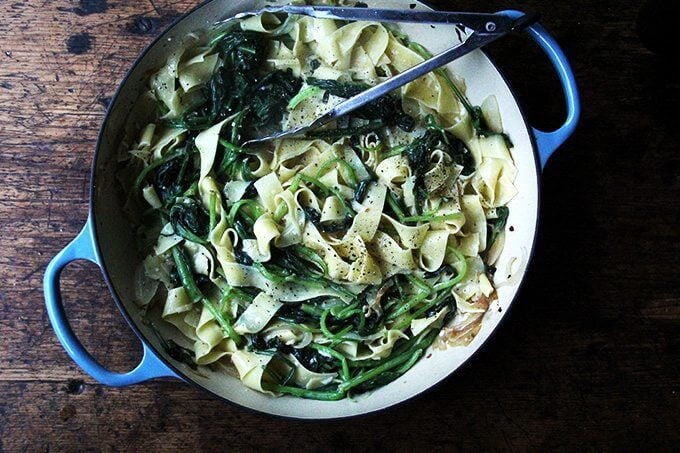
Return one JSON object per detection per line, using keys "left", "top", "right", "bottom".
{"left": 43, "top": 216, "right": 178, "bottom": 386}
{"left": 500, "top": 10, "right": 581, "bottom": 168}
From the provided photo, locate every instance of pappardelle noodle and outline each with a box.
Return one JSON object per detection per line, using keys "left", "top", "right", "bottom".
{"left": 122, "top": 9, "right": 517, "bottom": 400}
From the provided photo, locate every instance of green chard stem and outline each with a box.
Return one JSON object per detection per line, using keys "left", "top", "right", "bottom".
{"left": 315, "top": 157, "right": 359, "bottom": 188}
{"left": 293, "top": 245, "right": 329, "bottom": 276}
{"left": 338, "top": 348, "right": 419, "bottom": 393}
{"left": 267, "top": 384, "right": 345, "bottom": 401}
{"left": 408, "top": 42, "right": 476, "bottom": 115}
{"left": 133, "top": 149, "right": 184, "bottom": 197}
{"left": 209, "top": 192, "right": 217, "bottom": 232}
{"left": 310, "top": 343, "right": 350, "bottom": 381}
{"left": 386, "top": 290, "right": 430, "bottom": 321}
{"left": 401, "top": 212, "right": 464, "bottom": 223}
{"left": 171, "top": 246, "right": 202, "bottom": 303}
{"left": 287, "top": 85, "right": 322, "bottom": 110}
{"left": 227, "top": 199, "right": 264, "bottom": 226}
{"left": 298, "top": 174, "right": 355, "bottom": 217}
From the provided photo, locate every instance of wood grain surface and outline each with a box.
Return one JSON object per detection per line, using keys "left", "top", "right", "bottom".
{"left": 1, "top": 0, "right": 678, "bottom": 450}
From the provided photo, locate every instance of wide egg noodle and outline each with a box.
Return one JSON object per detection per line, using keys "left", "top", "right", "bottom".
{"left": 460, "top": 194, "right": 488, "bottom": 255}
{"left": 149, "top": 33, "right": 204, "bottom": 120}
{"left": 320, "top": 196, "right": 345, "bottom": 223}
{"left": 195, "top": 303, "right": 238, "bottom": 365}
{"left": 411, "top": 307, "right": 450, "bottom": 337}
{"left": 261, "top": 321, "right": 313, "bottom": 349}
{"left": 380, "top": 214, "right": 429, "bottom": 249}
{"left": 316, "top": 21, "right": 389, "bottom": 72}
{"left": 469, "top": 135, "right": 518, "bottom": 208}
{"left": 245, "top": 213, "right": 281, "bottom": 262}
{"left": 231, "top": 351, "right": 276, "bottom": 394}
{"left": 254, "top": 172, "right": 284, "bottom": 213}
{"left": 162, "top": 287, "right": 199, "bottom": 341}
{"left": 154, "top": 222, "right": 183, "bottom": 255}
{"left": 300, "top": 222, "right": 352, "bottom": 280}
{"left": 178, "top": 48, "right": 219, "bottom": 92}
{"left": 286, "top": 354, "right": 338, "bottom": 390}
{"left": 196, "top": 116, "right": 234, "bottom": 181}
{"left": 383, "top": 34, "right": 467, "bottom": 134}
{"left": 234, "top": 292, "right": 284, "bottom": 335}
{"left": 423, "top": 149, "right": 453, "bottom": 194}
{"left": 273, "top": 189, "right": 305, "bottom": 248}
{"left": 199, "top": 176, "right": 238, "bottom": 277}
{"left": 417, "top": 229, "right": 450, "bottom": 272}
{"left": 367, "top": 230, "right": 417, "bottom": 277}
{"left": 375, "top": 155, "right": 410, "bottom": 189}
{"left": 337, "top": 182, "right": 386, "bottom": 243}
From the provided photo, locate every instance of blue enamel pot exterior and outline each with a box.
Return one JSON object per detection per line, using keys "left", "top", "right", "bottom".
{"left": 44, "top": 0, "right": 579, "bottom": 419}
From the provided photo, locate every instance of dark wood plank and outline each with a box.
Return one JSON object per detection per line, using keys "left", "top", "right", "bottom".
{"left": 1, "top": 0, "right": 678, "bottom": 450}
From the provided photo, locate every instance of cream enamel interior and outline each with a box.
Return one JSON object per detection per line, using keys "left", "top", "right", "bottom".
{"left": 92, "top": 0, "right": 539, "bottom": 419}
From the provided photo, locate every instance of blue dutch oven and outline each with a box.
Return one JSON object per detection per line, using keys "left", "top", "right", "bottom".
{"left": 44, "top": 0, "right": 579, "bottom": 419}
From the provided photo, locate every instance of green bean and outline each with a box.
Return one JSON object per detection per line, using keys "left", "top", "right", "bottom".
{"left": 252, "top": 262, "right": 289, "bottom": 284}
{"left": 394, "top": 349, "right": 424, "bottom": 374}
{"left": 230, "top": 109, "right": 247, "bottom": 144}
{"left": 218, "top": 138, "right": 245, "bottom": 154}
{"left": 339, "top": 349, "right": 419, "bottom": 393}
{"left": 293, "top": 245, "right": 328, "bottom": 276}
{"left": 171, "top": 246, "right": 202, "bottom": 303}
{"left": 220, "top": 286, "right": 254, "bottom": 307}
{"left": 209, "top": 191, "right": 217, "bottom": 232}
{"left": 133, "top": 149, "right": 184, "bottom": 197}
{"left": 287, "top": 85, "right": 322, "bottom": 110}
{"left": 320, "top": 308, "right": 353, "bottom": 341}
{"left": 267, "top": 384, "right": 345, "bottom": 401}
{"left": 271, "top": 370, "right": 421, "bottom": 400}
{"left": 182, "top": 181, "right": 198, "bottom": 197}
{"left": 381, "top": 144, "right": 407, "bottom": 158}
{"left": 386, "top": 191, "right": 407, "bottom": 221}
{"left": 300, "top": 303, "right": 325, "bottom": 318}
{"left": 382, "top": 296, "right": 401, "bottom": 313}
{"left": 227, "top": 199, "right": 264, "bottom": 226}
{"left": 386, "top": 290, "right": 430, "bottom": 321}
{"left": 393, "top": 291, "right": 450, "bottom": 331}
{"left": 401, "top": 212, "right": 464, "bottom": 223}
{"left": 433, "top": 247, "right": 468, "bottom": 290}
{"left": 310, "top": 343, "right": 350, "bottom": 381}
{"left": 406, "top": 274, "right": 432, "bottom": 292}
{"left": 172, "top": 246, "right": 242, "bottom": 345}
{"left": 329, "top": 301, "right": 358, "bottom": 318}
{"left": 315, "top": 157, "right": 359, "bottom": 188}
{"left": 217, "top": 139, "right": 242, "bottom": 176}
{"left": 201, "top": 297, "right": 242, "bottom": 346}
{"left": 297, "top": 275, "right": 356, "bottom": 301}
{"left": 252, "top": 261, "right": 355, "bottom": 301}
{"left": 425, "top": 114, "right": 450, "bottom": 144}
{"left": 273, "top": 202, "right": 288, "bottom": 222}
{"left": 408, "top": 42, "right": 476, "bottom": 116}
{"left": 280, "top": 320, "right": 321, "bottom": 334}
{"left": 297, "top": 174, "right": 354, "bottom": 216}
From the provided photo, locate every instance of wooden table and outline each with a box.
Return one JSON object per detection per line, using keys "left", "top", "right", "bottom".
{"left": 1, "top": 0, "right": 678, "bottom": 450}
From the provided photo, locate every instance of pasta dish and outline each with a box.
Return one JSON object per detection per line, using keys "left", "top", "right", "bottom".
{"left": 120, "top": 10, "right": 517, "bottom": 400}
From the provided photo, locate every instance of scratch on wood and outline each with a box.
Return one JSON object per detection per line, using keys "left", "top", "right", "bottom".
{"left": 148, "top": 0, "right": 162, "bottom": 16}
{"left": 46, "top": 189, "right": 54, "bottom": 229}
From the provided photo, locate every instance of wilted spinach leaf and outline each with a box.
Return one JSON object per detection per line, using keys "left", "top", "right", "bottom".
{"left": 169, "top": 199, "right": 210, "bottom": 243}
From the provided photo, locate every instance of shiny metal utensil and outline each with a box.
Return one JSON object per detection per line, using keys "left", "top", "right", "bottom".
{"left": 233, "top": 7, "right": 538, "bottom": 146}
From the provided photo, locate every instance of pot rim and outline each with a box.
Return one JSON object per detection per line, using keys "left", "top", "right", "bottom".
{"left": 88, "top": 0, "right": 542, "bottom": 420}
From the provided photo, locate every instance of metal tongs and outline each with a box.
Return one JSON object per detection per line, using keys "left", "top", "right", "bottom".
{"left": 230, "top": 6, "right": 538, "bottom": 146}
